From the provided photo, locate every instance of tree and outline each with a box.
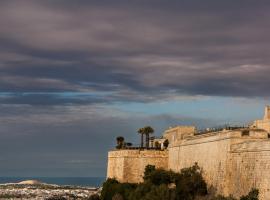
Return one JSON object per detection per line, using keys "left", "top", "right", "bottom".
{"left": 163, "top": 139, "right": 169, "bottom": 149}
{"left": 143, "top": 165, "right": 179, "bottom": 186}
{"left": 143, "top": 165, "right": 156, "bottom": 181}
{"left": 128, "top": 182, "right": 152, "bottom": 200}
{"left": 138, "top": 128, "right": 145, "bottom": 148}
{"left": 143, "top": 184, "right": 175, "bottom": 200}
{"left": 116, "top": 136, "right": 125, "bottom": 149}
{"left": 101, "top": 178, "right": 120, "bottom": 200}
{"left": 175, "top": 163, "right": 207, "bottom": 200}
{"left": 101, "top": 178, "right": 137, "bottom": 200}
{"left": 138, "top": 126, "right": 154, "bottom": 149}
{"left": 144, "top": 126, "right": 154, "bottom": 149}
{"left": 129, "top": 183, "right": 174, "bottom": 200}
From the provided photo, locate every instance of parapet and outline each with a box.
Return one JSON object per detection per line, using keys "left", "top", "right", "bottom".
{"left": 163, "top": 126, "right": 196, "bottom": 145}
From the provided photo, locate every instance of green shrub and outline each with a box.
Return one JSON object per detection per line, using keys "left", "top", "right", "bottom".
{"left": 101, "top": 165, "right": 259, "bottom": 200}
{"left": 143, "top": 165, "right": 179, "bottom": 185}
{"left": 128, "top": 183, "right": 175, "bottom": 200}
{"left": 143, "top": 165, "right": 156, "bottom": 181}
{"left": 175, "top": 163, "right": 207, "bottom": 200}
{"left": 240, "top": 188, "right": 259, "bottom": 200}
{"left": 101, "top": 178, "right": 137, "bottom": 200}
{"left": 143, "top": 184, "right": 175, "bottom": 200}
{"left": 145, "top": 168, "right": 172, "bottom": 185}
{"left": 89, "top": 194, "right": 101, "bottom": 200}
{"left": 112, "top": 193, "right": 124, "bottom": 200}
{"left": 204, "top": 188, "right": 258, "bottom": 200}
{"left": 101, "top": 178, "right": 120, "bottom": 200}
{"left": 128, "top": 182, "right": 152, "bottom": 200}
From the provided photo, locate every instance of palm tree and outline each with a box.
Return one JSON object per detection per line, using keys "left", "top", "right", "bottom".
{"left": 116, "top": 136, "right": 125, "bottom": 149}
{"left": 137, "top": 128, "right": 144, "bottom": 148}
{"left": 144, "top": 126, "right": 154, "bottom": 149}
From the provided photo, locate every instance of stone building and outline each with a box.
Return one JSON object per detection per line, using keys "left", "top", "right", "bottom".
{"left": 252, "top": 106, "right": 270, "bottom": 132}
{"left": 107, "top": 106, "right": 270, "bottom": 199}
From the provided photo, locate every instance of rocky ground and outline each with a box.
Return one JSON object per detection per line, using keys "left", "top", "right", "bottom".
{"left": 0, "top": 180, "right": 100, "bottom": 200}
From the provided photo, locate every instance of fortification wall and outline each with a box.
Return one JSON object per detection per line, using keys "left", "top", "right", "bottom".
{"left": 106, "top": 128, "right": 270, "bottom": 199}
{"left": 169, "top": 130, "right": 270, "bottom": 199}
{"left": 253, "top": 120, "right": 270, "bottom": 133}
{"left": 168, "top": 131, "right": 235, "bottom": 195}
{"left": 164, "top": 126, "right": 196, "bottom": 142}
{"left": 107, "top": 149, "right": 168, "bottom": 183}
{"left": 228, "top": 140, "right": 270, "bottom": 199}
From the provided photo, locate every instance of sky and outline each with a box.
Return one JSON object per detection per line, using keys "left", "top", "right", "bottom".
{"left": 0, "top": 0, "right": 270, "bottom": 177}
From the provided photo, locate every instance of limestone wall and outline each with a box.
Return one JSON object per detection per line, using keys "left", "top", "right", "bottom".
{"left": 253, "top": 119, "right": 270, "bottom": 133}
{"left": 107, "top": 149, "right": 168, "bottom": 183}
{"left": 163, "top": 126, "right": 196, "bottom": 144}
{"left": 168, "top": 131, "right": 234, "bottom": 195}
{"left": 252, "top": 106, "right": 270, "bottom": 133}
{"left": 106, "top": 127, "right": 270, "bottom": 199}
{"left": 228, "top": 140, "right": 270, "bottom": 199}
{"left": 168, "top": 129, "right": 269, "bottom": 196}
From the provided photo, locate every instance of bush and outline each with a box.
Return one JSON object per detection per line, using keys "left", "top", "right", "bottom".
{"left": 143, "top": 184, "right": 175, "bottom": 200}
{"left": 101, "top": 178, "right": 120, "bottom": 200}
{"left": 128, "top": 183, "right": 175, "bottom": 200}
{"left": 145, "top": 168, "right": 172, "bottom": 185}
{"left": 143, "top": 165, "right": 179, "bottom": 185}
{"left": 101, "top": 178, "right": 137, "bottom": 200}
{"left": 143, "top": 165, "right": 156, "bottom": 181}
{"left": 89, "top": 194, "right": 101, "bottom": 200}
{"left": 112, "top": 193, "right": 124, "bottom": 200}
{"left": 202, "top": 188, "right": 258, "bottom": 200}
{"left": 175, "top": 163, "right": 207, "bottom": 200}
{"left": 128, "top": 182, "right": 152, "bottom": 200}
{"left": 101, "top": 165, "right": 257, "bottom": 200}
{"left": 240, "top": 189, "right": 259, "bottom": 200}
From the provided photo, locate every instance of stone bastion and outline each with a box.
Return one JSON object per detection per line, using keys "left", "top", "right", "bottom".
{"left": 107, "top": 149, "right": 168, "bottom": 183}
{"left": 107, "top": 107, "right": 270, "bottom": 199}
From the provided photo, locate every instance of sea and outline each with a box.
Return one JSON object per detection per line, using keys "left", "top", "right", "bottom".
{"left": 0, "top": 177, "right": 105, "bottom": 187}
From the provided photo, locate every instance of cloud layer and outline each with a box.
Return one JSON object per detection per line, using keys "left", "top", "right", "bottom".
{"left": 0, "top": 0, "right": 270, "bottom": 177}
{"left": 1, "top": 0, "right": 270, "bottom": 105}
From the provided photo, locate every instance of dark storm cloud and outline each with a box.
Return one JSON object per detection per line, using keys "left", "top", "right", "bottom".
{"left": 1, "top": 0, "right": 270, "bottom": 105}
{"left": 0, "top": 92, "right": 105, "bottom": 105}
{"left": 1, "top": 0, "right": 270, "bottom": 177}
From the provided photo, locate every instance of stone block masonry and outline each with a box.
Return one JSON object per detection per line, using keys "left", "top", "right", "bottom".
{"left": 107, "top": 149, "right": 168, "bottom": 183}
{"left": 107, "top": 107, "right": 270, "bottom": 200}
{"left": 228, "top": 140, "right": 270, "bottom": 200}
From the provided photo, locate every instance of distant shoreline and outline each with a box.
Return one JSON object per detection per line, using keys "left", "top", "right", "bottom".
{"left": 0, "top": 177, "right": 105, "bottom": 188}
{"left": 0, "top": 179, "right": 100, "bottom": 199}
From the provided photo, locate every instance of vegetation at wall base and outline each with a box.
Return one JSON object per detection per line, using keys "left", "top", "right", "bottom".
{"left": 101, "top": 164, "right": 259, "bottom": 200}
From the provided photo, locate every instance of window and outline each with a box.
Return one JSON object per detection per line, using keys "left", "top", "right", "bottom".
{"left": 241, "top": 130, "right": 250, "bottom": 136}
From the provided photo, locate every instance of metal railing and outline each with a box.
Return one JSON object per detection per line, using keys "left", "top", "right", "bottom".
{"left": 196, "top": 125, "right": 248, "bottom": 135}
